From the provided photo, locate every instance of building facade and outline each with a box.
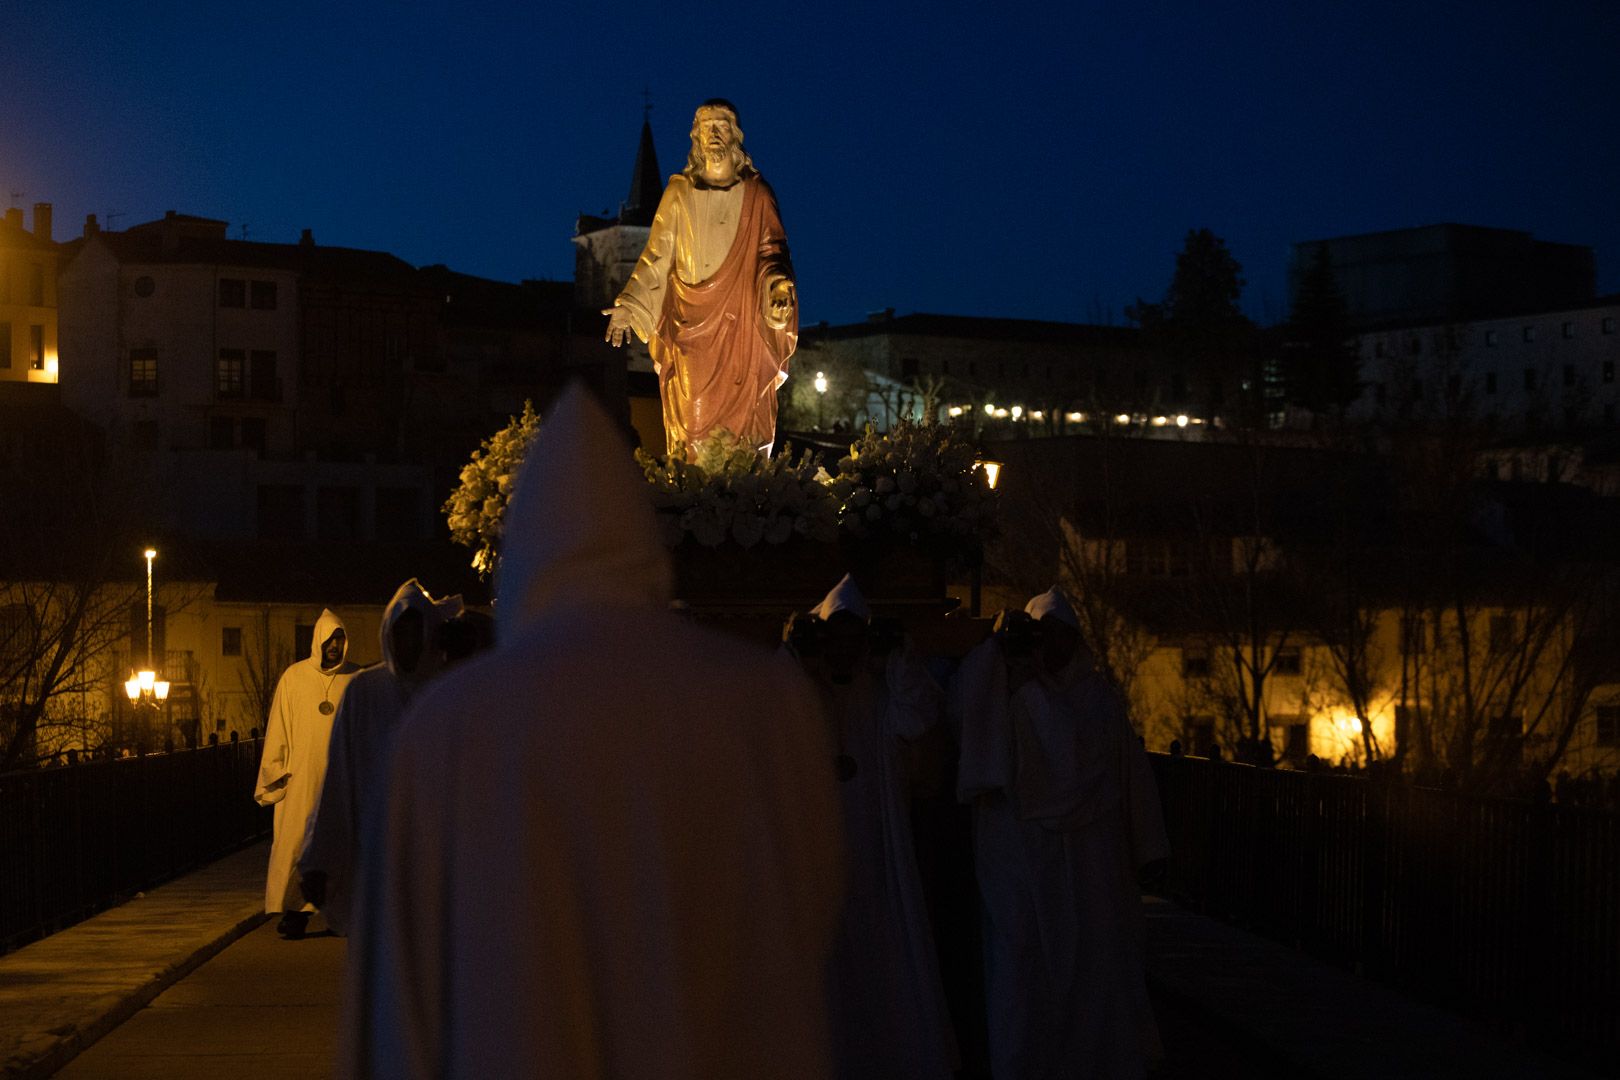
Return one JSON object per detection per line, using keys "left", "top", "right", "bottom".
{"left": 0, "top": 203, "right": 59, "bottom": 385}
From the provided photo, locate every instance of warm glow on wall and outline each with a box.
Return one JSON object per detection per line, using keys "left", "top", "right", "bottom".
{"left": 1309, "top": 702, "right": 1397, "bottom": 765}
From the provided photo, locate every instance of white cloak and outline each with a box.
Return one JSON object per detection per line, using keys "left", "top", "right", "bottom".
{"left": 254, "top": 607, "right": 361, "bottom": 914}
{"left": 952, "top": 615, "right": 1169, "bottom": 1080}
{"left": 806, "top": 602, "right": 959, "bottom": 1080}
{"left": 340, "top": 384, "right": 844, "bottom": 1080}
{"left": 299, "top": 579, "right": 462, "bottom": 936}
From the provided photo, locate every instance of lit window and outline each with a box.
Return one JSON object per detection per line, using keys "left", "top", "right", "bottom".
{"left": 129, "top": 348, "right": 159, "bottom": 397}
{"left": 216, "top": 349, "right": 245, "bottom": 398}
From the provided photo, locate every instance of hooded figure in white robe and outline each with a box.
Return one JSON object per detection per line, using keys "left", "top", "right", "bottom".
{"left": 952, "top": 587, "right": 1169, "bottom": 1080}
{"left": 297, "top": 579, "right": 463, "bottom": 936}
{"left": 255, "top": 608, "right": 362, "bottom": 921}
{"left": 340, "top": 384, "right": 844, "bottom": 1080}
{"left": 788, "top": 575, "right": 958, "bottom": 1080}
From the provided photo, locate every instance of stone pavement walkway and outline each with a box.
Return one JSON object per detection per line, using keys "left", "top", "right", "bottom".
{"left": 1143, "top": 896, "right": 1603, "bottom": 1080}
{"left": 52, "top": 921, "right": 344, "bottom": 1080}
{"left": 0, "top": 842, "right": 269, "bottom": 1080}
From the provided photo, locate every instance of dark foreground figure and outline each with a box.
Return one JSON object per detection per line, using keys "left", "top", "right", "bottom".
{"left": 340, "top": 386, "right": 843, "bottom": 1079}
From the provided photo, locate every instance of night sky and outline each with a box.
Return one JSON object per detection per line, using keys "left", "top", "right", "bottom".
{"left": 3, "top": 0, "right": 1617, "bottom": 327}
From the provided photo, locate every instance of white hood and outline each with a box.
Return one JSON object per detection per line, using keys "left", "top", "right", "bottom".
{"left": 494, "top": 383, "right": 673, "bottom": 642}
{"left": 1024, "top": 586, "right": 1079, "bottom": 630}
{"left": 379, "top": 579, "right": 464, "bottom": 680}
{"left": 313, "top": 608, "right": 348, "bottom": 672}
{"left": 813, "top": 573, "right": 871, "bottom": 621}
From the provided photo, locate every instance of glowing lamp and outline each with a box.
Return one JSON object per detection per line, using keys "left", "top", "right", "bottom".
{"left": 1152, "top": 415, "right": 1168, "bottom": 427}
{"left": 1175, "top": 414, "right": 1189, "bottom": 428}
{"left": 948, "top": 406, "right": 963, "bottom": 417}
{"left": 124, "top": 675, "right": 141, "bottom": 701}
{"left": 1114, "top": 413, "right": 1131, "bottom": 425}
{"left": 983, "top": 403, "right": 996, "bottom": 415}
{"left": 1029, "top": 410, "right": 1043, "bottom": 421}
{"left": 1010, "top": 405, "right": 1024, "bottom": 420}
{"left": 154, "top": 680, "right": 171, "bottom": 702}
{"left": 138, "top": 669, "right": 156, "bottom": 693}
{"left": 144, "top": 548, "right": 157, "bottom": 560}
{"left": 977, "top": 459, "right": 1003, "bottom": 490}
{"left": 813, "top": 371, "right": 828, "bottom": 394}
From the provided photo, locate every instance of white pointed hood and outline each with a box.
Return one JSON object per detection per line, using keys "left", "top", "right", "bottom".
{"left": 494, "top": 383, "right": 673, "bottom": 641}
{"left": 379, "top": 579, "right": 464, "bottom": 679}
{"left": 1025, "top": 586, "right": 1079, "bottom": 630}
{"left": 813, "top": 573, "right": 871, "bottom": 621}
{"left": 313, "top": 608, "right": 348, "bottom": 671}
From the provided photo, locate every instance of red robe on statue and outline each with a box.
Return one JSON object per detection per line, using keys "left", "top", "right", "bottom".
{"left": 631, "top": 173, "right": 798, "bottom": 456}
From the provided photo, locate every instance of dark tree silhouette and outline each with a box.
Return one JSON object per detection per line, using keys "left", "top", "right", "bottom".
{"left": 1127, "top": 228, "right": 1256, "bottom": 419}
{"left": 1280, "top": 244, "right": 1360, "bottom": 418}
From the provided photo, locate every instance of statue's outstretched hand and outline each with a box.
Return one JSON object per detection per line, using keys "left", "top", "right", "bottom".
{"left": 767, "top": 280, "right": 796, "bottom": 329}
{"left": 603, "top": 306, "right": 634, "bottom": 347}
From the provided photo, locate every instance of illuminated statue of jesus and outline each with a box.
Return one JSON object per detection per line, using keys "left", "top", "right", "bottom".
{"left": 604, "top": 99, "right": 799, "bottom": 459}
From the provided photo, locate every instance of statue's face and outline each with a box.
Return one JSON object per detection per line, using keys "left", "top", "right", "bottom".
{"left": 698, "top": 113, "right": 735, "bottom": 159}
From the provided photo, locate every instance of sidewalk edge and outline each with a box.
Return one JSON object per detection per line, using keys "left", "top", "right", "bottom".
{"left": 11, "top": 909, "right": 270, "bottom": 1080}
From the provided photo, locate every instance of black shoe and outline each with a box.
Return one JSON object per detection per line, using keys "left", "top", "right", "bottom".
{"left": 276, "top": 911, "right": 310, "bottom": 940}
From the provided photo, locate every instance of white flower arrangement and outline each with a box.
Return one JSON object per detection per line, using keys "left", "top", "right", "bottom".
{"left": 445, "top": 413, "right": 998, "bottom": 577}
{"left": 636, "top": 431, "right": 840, "bottom": 549}
{"left": 828, "top": 421, "right": 998, "bottom": 560}
{"left": 442, "top": 401, "right": 541, "bottom": 577}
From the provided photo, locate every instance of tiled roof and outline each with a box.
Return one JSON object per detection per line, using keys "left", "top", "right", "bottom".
{"left": 88, "top": 222, "right": 417, "bottom": 284}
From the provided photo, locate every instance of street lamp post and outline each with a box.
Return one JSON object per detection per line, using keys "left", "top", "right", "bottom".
{"left": 125, "top": 547, "right": 169, "bottom": 752}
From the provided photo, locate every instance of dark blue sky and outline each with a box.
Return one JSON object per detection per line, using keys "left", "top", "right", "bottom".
{"left": 3, "top": 1, "right": 1616, "bottom": 326}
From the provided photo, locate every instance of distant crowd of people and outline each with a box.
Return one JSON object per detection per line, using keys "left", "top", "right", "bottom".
{"left": 250, "top": 386, "right": 1173, "bottom": 1080}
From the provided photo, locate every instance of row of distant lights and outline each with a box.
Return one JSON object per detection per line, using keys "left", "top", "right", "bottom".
{"left": 945, "top": 404, "right": 1203, "bottom": 429}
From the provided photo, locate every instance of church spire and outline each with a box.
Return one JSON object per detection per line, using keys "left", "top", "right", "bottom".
{"left": 621, "top": 115, "right": 662, "bottom": 228}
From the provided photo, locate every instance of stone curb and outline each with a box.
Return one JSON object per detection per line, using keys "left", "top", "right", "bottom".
{"left": 4, "top": 909, "right": 270, "bottom": 1080}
